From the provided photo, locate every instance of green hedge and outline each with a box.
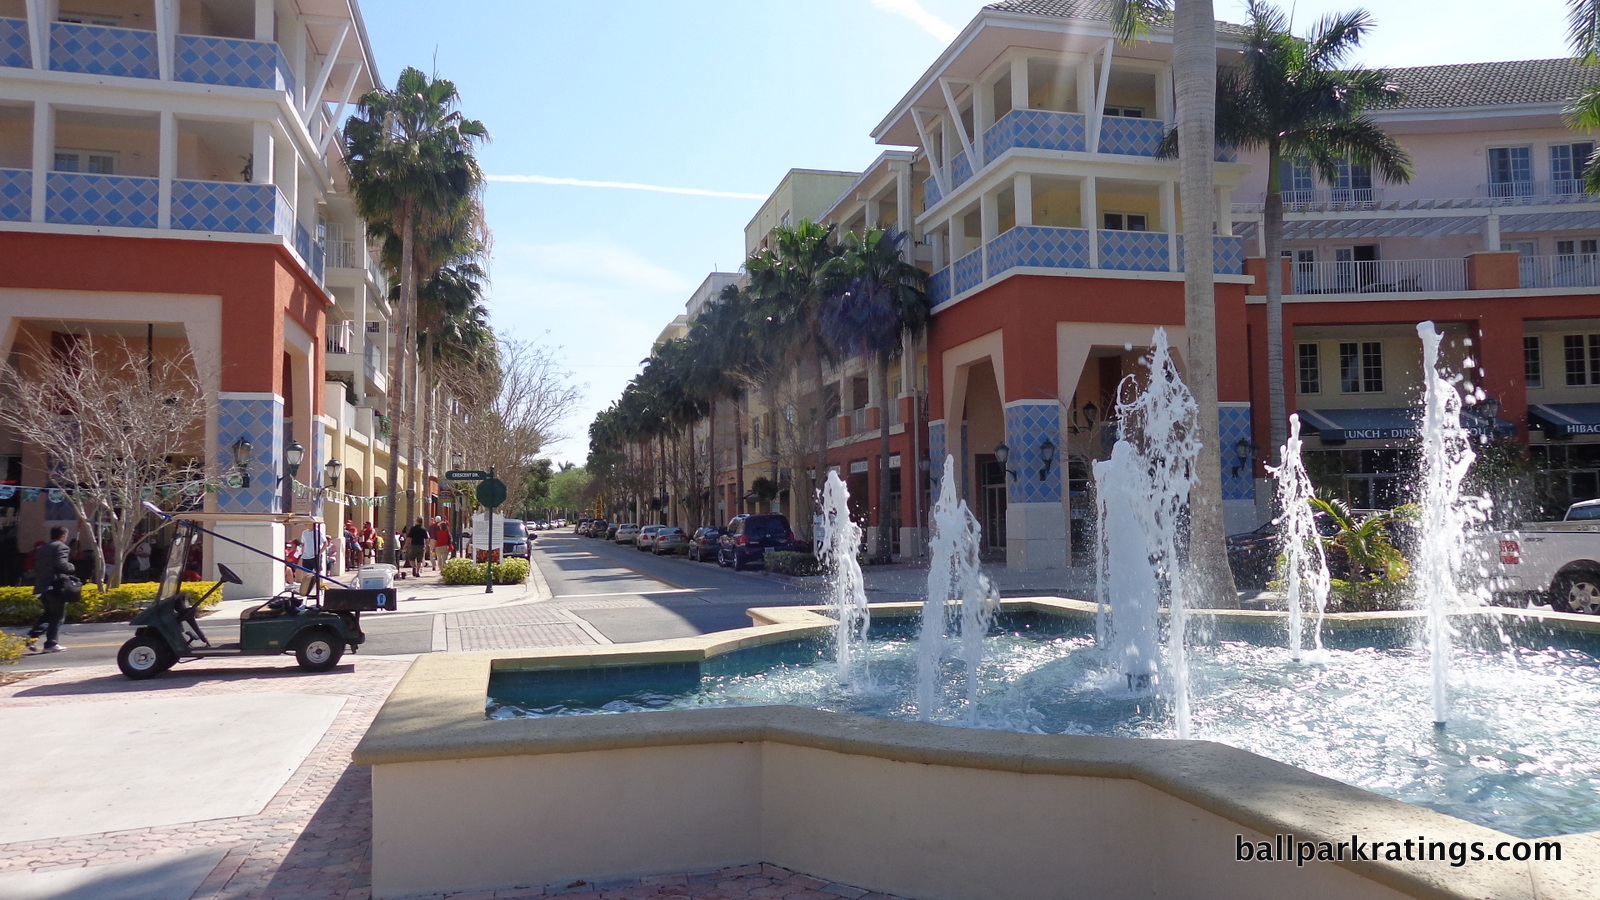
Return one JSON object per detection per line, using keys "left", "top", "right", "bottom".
{"left": 0, "top": 633, "right": 24, "bottom": 665}
{"left": 1266, "top": 577, "right": 1411, "bottom": 613}
{"left": 0, "top": 581, "right": 224, "bottom": 627}
{"left": 440, "top": 557, "right": 529, "bottom": 585}
{"left": 767, "top": 551, "right": 822, "bottom": 576}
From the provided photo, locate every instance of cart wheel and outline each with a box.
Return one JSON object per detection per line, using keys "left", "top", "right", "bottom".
{"left": 294, "top": 632, "right": 346, "bottom": 672}
{"left": 117, "top": 636, "right": 175, "bottom": 680}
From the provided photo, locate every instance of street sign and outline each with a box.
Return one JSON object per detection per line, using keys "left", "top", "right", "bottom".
{"left": 476, "top": 476, "right": 507, "bottom": 509}
{"left": 446, "top": 469, "right": 490, "bottom": 481}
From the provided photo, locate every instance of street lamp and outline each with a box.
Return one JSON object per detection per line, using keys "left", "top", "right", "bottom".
{"left": 283, "top": 439, "right": 304, "bottom": 484}
{"left": 230, "top": 438, "right": 253, "bottom": 488}
{"left": 325, "top": 457, "right": 343, "bottom": 488}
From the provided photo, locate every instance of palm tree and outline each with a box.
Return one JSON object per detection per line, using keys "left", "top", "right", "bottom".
{"left": 818, "top": 227, "right": 930, "bottom": 562}
{"left": 1564, "top": 2, "right": 1600, "bottom": 189}
{"left": 685, "top": 294, "right": 753, "bottom": 523}
{"left": 1113, "top": 0, "right": 1235, "bottom": 606}
{"left": 344, "top": 66, "right": 487, "bottom": 561}
{"left": 1218, "top": 1, "right": 1410, "bottom": 464}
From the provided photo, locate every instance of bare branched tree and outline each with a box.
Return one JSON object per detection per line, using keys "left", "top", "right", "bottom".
{"left": 449, "top": 339, "right": 581, "bottom": 517}
{"left": 0, "top": 335, "right": 215, "bottom": 587}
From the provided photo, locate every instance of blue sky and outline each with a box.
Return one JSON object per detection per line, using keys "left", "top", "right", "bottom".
{"left": 360, "top": 0, "right": 1573, "bottom": 466}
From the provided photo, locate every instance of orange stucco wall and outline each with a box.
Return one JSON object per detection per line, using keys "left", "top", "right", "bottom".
{"left": 0, "top": 232, "right": 329, "bottom": 410}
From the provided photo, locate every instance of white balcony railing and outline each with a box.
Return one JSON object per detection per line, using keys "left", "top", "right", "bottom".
{"left": 851, "top": 408, "right": 869, "bottom": 434}
{"left": 326, "top": 239, "right": 357, "bottom": 270}
{"left": 1480, "top": 180, "right": 1597, "bottom": 203}
{"left": 1520, "top": 254, "right": 1600, "bottom": 289}
{"left": 326, "top": 321, "right": 353, "bottom": 355}
{"left": 1288, "top": 258, "right": 1467, "bottom": 295}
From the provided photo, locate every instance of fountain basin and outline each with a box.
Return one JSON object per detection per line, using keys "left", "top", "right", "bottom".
{"left": 355, "top": 599, "right": 1599, "bottom": 900}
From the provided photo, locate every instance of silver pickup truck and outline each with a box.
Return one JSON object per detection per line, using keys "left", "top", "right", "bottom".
{"left": 1488, "top": 501, "right": 1600, "bottom": 613}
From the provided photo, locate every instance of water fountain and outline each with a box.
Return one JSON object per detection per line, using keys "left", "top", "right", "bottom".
{"left": 1270, "top": 412, "right": 1332, "bottom": 660}
{"left": 817, "top": 470, "right": 870, "bottom": 688}
{"left": 917, "top": 455, "right": 998, "bottom": 721}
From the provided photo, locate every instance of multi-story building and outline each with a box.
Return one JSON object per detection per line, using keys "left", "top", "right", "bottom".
{"left": 0, "top": 0, "right": 431, "bottom": 596}
{"left": 658, "top": 2, "right": 1600, "bottom": 571}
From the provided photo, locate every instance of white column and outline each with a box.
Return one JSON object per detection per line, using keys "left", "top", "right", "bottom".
{"left": 30, "top": 102, "right": 50, "bottom": 223}
{"left": 275, "top": 136, "right": 297, "bottom": 238}
{"left": 155, "top": 0, "right": 175, "bottom": 81}
{"left": 1158, "top": 65, "right": 1174, "bottom": 122}
{"left": 931, "top": 227, "right": 946, "bottom": 270}
{"left": 157, "top": 110, "right": 175, "bottom": 229}
{"left": 252, "top": 121, "right": 275, "bottom": 185}
{"left": 23, "top": 0, "right": 44, "bottom": 70}
{"left": 1081, "top": 176, "right": 1098, "bottom": 268}
{"left": 864, "top": 198, "right": 881, "bottom": 229}
{"left": 973, "top": 78, "right": 992, "bottom": 167}
{"left": 1216, "top": 185, "right": 1233, "bottom": 236}
{"left": 254, "top": 0, "right": 274, "bottom": 41}
{"left": 285, "top": 15, "right": 307, "bottom": 110}
{"left": 895, "top": 162, "right": 912, "bottom": 234}
{"left": 950, "top": 214, "right": 966, "bottom": 261}
{"left": 1485, "top": 212, "right": 1501, "bottom": 251}
{"left": 1161, "top": 181, "right": 1177, "bottom": 271}
{"left": 1014, "top": 174, "right": 1033, "bottom": 227}
{"left": 980, "top": 193, "right": 997, "bottom": 280}
{"left": 1010, "top": 57, "right": 1030, "bottom": 111}
{"left": 1076, "top": 58, "right": 1095, "bottom": 115}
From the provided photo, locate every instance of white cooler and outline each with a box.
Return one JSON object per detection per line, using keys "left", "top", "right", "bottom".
{"left": 358, "top": 564, "right": 397, "bottom": 590}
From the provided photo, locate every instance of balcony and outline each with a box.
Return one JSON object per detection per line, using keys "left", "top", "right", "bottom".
{"left": 50, "top": 21, "right": 157, "bottom": 79}
{"left": 983, "top": 109, "right": 1087, "bottom": 161}
{"left": 0, "top": 167, "right": 28, "bottom": 221}
{"left": 1, "top": 17, "right": 26, "bottom": 68}
{"left": 295, "top": 221, "right": 324, "bottom": 282}
{"left": 170, "top": 180, "right": 292, "bottom": 236}
{"left": 1520, "top": 254, "right": 1600, "bottom": 289}
{"left": 174, "top": 34, "right": 294, "bottom": 92}
{"left": 1097, "top": 116, "right": 1164, "bottom": 157}
{"left": 1481, "top": 180, "right": 1597, "bottom": 204}
{"left": 851, "top": 408, "right": 870, "bottom": 435}
{"left": 46, "top": 171, "right": 158, "bottom": 228}
{"left": 1288, "top": 258, "right": 1467, "bottom": 295}
{"left": 326, "top": 239, "right": 357, "bottom": 269}
{"left": 931, "top": 229, "right": 1246, "bottom": 303}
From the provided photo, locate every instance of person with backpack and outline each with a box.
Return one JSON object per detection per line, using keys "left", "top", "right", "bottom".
{"left": 25, "top": 526, "right": 78, "bottom": 653}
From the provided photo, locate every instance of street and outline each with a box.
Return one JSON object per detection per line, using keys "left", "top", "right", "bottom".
{"left": 4, "top": 531, "right": 823, "bottom": 672}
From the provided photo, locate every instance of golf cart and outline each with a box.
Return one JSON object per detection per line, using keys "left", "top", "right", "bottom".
{"left": 117, "top": 512, "right": 396, "bottom": 680}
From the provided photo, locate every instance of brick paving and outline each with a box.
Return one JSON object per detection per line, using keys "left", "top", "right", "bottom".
{"left": 0, "top": 657, "right": 915, "bottom": 900}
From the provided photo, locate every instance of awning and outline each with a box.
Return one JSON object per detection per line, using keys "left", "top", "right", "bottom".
{"left": 1298, "top": 408, "right": 1514, "bottom": 442}
{"left": 1529, "top": 403, "right": 1600, "bottom": 437}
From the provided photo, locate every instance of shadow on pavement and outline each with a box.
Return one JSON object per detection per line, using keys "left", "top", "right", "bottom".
{"left": 259, "top": 761, "right": 372, "bottom": 899}
{"left": 11, "top": 662, "right": 357, "bottom": 697}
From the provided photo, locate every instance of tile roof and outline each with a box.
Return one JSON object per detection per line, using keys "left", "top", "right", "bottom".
{"left": 1384, "top": 58, "right": 1596, "bottom": 109}
{"left": 983, "top": 0, "right": 1248, "bottom": 35}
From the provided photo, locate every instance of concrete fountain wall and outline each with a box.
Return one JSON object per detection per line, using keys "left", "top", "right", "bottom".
{"left": 354, "top": 600, "right": 1597, "bottom": 900}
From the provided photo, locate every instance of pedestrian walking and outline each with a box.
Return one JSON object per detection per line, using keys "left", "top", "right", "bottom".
{"left": 25, "top": 526, "right": 78, "bottom": 653}
{"left": 430, "top": 519, "right": 454, "bottom": 571}
{"left": 299, "top": 523, "right": 323, "bottom": 598}
{"left": 405, "top": 518, "right": 429, "bottom": 578}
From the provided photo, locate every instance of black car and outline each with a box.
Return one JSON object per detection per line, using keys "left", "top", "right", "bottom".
{"left": 688, "top": 526, "right": 723, "bottom": 562}
{"left": 1226, "top": 512, "right": 1349, "bottom": 588}
{"left": 718, "top": 514, "right": 796, "bottom": 570}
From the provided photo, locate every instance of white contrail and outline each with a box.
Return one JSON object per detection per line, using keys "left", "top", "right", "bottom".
{"left": 870, "top": 0, "right": 959, "bottom": 42}
{"left": 486, "top": 174, "right": 766, "bottom": 200}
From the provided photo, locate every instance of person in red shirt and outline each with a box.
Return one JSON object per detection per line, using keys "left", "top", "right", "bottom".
{"left": 431, "top": 519, "right": 454, "bottom": 571}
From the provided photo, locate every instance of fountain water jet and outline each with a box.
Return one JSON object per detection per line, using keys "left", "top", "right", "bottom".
{"left": 917, "top": 455, "right": 998, "bottom": 721}
{"left": 1093, "top": 328, "right": 1198, "bottom": 737}
{"left": 1269, "top": 413, "right": 1332, "bottom": 660}
{"left": 1414, "top": 321, "right": 1492, "bottom": 725}
{"left": 818, "top": 470, "right": 871, "bottom": 688}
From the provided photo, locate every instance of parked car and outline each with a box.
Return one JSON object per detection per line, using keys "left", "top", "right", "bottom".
{"left": 613, "top": 523, "right": 641, "bottom": 544}
{"left": 1485, "top": 505, "right": 1600, "bottom": 611}
{"left": 588, "top": 520, "right": 610, "bottom": 538}
{"left": 575, "top": 518, "right": 592, "bottom": 535}
{"left": 636, "top": 525, "right": 664, "bottom": 551}
{"left": 688, "top": 527, "right": 723, "bottom": 562}
{"left": 473, "top": 517, "right": 532, "bottom": 559}
{"left": 604, "top": 522, "right": 621, "bottom": 541}
{"left": 718, "top": 514, "right": 796, "bottom": 570}
{"left": 1226, "top": 511, "right": 1356, "bottom": 588}
{"left": 653, "top": 527, "right": 689, "bottom": 555}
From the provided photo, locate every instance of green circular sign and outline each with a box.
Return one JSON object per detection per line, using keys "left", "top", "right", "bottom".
{"left": 476, "top": 477, "right": 507, "bottom": 509}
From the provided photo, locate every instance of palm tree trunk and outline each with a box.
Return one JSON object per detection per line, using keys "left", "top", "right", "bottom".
{"left": 1264, "top": 143, "right": 1287, "bottom": 469}
{"left": 1174, "top": 0, "right": 1239, "bottom": 607}
{"left": 384, "top": 209, "right": 413, "bottom": 563}
{"left": 874, "top": 352, "right": 894, "bottom": 562}
{"left": 704, "top": 399, "right": 715, "bottom": 527}
{"left": 733, "top": 394, "right": 746, "bottom": 516}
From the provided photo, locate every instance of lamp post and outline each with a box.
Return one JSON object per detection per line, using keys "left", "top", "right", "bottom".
{"left": 230, "top": 438, "right": 253, "bottom": 488}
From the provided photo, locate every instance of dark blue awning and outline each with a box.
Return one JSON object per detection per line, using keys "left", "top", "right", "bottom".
{"left": 1298, "top": 408, "right": 1514, "bottom": 442}
{"left": 1529, "top": 403, "right": 1600, "bottom": 437}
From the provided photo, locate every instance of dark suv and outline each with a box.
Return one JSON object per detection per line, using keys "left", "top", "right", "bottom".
{"left": 717, "top": 514, "right": 796, "bottom": 570}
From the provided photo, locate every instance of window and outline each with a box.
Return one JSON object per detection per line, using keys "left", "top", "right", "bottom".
{"left": 1526, "top": 335, "right": 1543, "bottom": 389}
{"left": 1488, "top": 146, "right": 1533, "bottom": 197}
{"left": 1557, "top": 238, "right": 1598, "bottom": 257}
{"left": 1102, "top": 106, "right": 1145, "bottom": 118}
{"left": 1102, "top": 212, "right": 1148, "bottom": 231}
{"left": 53, "top": 150, "right": 115, "bottom": 174}
{"left": 1339, "top": 341, "right": 1383, "bottom": 393}
{"left": 1284, "top": 248, "right": 1316, "bottom": 293}
{"left": 1297, "top": 343, "right": 1321, "bottom": 395}
{"left": 1564, "top": 334, "right": 1600, "bottom": 386}
{"left": 1280, "top": 158, "right": 1315, "bottom": 203}
{"left": 1332, "top": 159, "right": 1372, "bottom": 202}
{"left": 1551, "top": 142, "right": 1595, "bottom": 192}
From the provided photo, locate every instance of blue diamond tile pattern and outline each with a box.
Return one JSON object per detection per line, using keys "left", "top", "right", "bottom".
{"left": 1174, "top": 235, "right": 1245, "bottom": 275}
{"left": 0, "top": 17, "right": 29, "bottom": 68}
{"left": 1098, "top": 116, "right": 1165, "bottom": 157}
{"left": 217, "top": 395, "right": 285, "bottom": 514}
{"left": 924, "top": 176, "right": 942, "bottom": 209}
{"left": 310, "top": 429, "right": 325, "bottom": 517}
{"left": 171, "top": 180, "right": 281, "bottom": 233}
{"left": 1099, "top": 230, "right": 1172, "bottom": 272}
{"left": 50, "top": 21, "right": 157, "bottom": 79}
{"left": 175, "top": 34, "right": 295, "bottom": 92}
{"left": 1005, "top": 404, "right": 1063, "bottom": 504}
{"left": 928, "top": 422, "right": 947, "bottom": 502}
{"left": 0, "top": 168, "right": 29, "bottom": 222}
{"left": 46, "top": 172, "right": 158, "bottom": 228}
{"left": 983, "top": 109, "right": 1087, "bottom": 161}
{"left": 1218, "top": 405, "right": 1255, "bottom": 501}
{"left": 950, "top": 150, "right": 973, "bottom": 190}
{"left": 929, "top": 267, "right": 952, "bottom": 306}
{"left": 988, "top": 226, "right": 1091, "bottom": 277}
{"left": 953, "top": 248, "right": 984, "bottom": 294}
{"left": 295, "top": 221, "right": 325, "bottom": 282}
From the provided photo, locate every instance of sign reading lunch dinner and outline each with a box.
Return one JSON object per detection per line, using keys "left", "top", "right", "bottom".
{"left": 1338, "top": 428, "right": 1415, "bottom": 440}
